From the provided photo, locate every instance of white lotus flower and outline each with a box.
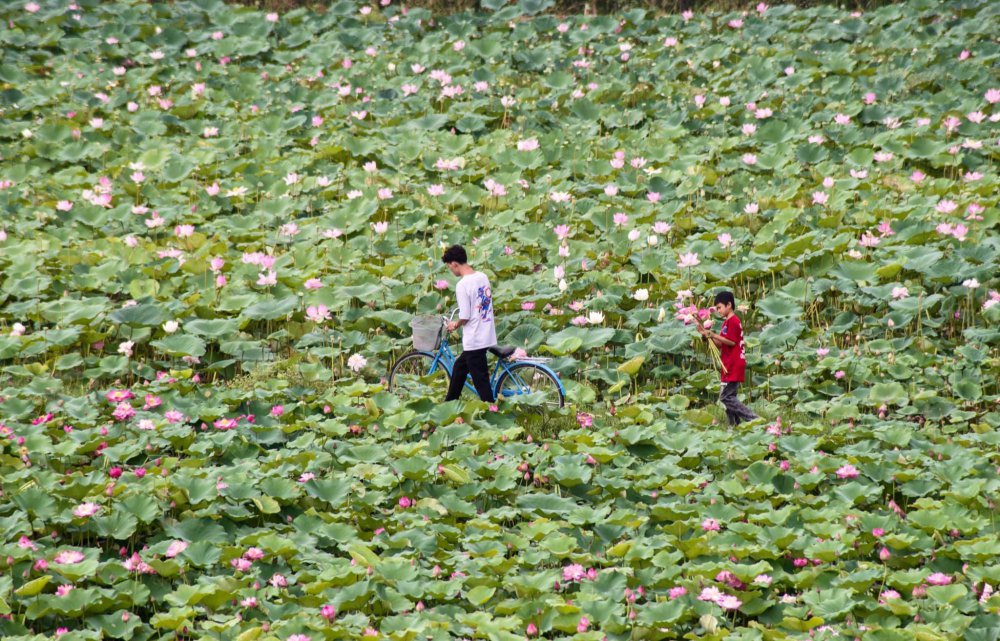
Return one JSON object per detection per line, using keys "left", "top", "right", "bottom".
{"left": 347, "top": 354, "right": 367, "bottom": 373}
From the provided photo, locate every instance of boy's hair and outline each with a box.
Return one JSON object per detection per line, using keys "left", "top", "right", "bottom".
{"left": 714, "top": 291, "right": 736, "bottom": 308}
{"left": 441, "top": 244, "right": 468, "bottom": 265}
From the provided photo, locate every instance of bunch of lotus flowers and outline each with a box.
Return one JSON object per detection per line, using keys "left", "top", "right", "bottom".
{"left": 676, "top": 304, "right": 727, "bottom": 374}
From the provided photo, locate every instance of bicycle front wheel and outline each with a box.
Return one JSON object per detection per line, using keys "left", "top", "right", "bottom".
{"left": 495, "top": 362, "right": 565, "bottom": 409}
{"left": 388, "top": 351, "right": 451, "bottom": 401}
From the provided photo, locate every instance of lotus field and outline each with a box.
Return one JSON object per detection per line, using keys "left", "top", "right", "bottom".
{"left": 1, "top": 0, "right": 1000, "bottom": 638}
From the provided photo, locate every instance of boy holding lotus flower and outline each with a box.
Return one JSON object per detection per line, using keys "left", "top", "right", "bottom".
{"left": 696, "top": 291, "right": 758, "bottom": 426}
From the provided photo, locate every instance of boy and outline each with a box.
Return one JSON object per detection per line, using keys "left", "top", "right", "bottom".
{"left": 697, "top": 291, "right": 758, "bottom": 426}
{"left": 441, "top": 244, "right": 497, "bottom": 403}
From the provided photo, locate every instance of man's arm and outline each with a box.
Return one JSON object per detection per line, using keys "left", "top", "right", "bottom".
{"left": 710, "top": 333, "right": 736, "bottom": 347}
{"left": 449, "top": 280, "right": 472, "bottom": 332}
{"left": 697, "top": 324, "right": 736, "bottom": 347}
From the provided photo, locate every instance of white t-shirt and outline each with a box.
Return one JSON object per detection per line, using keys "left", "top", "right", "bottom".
{"left": 456, "top": 271, "right": 497, "bottom": 351}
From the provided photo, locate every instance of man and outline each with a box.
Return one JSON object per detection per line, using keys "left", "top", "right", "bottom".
{"left": 441, "top": 244, "right": 497, "bottom": 402}
{"left": 697, "top": 290, "right": 758, "bottom": 426}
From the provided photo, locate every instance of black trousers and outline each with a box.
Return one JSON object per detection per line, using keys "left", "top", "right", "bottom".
{"left": 720, "top": 382, "right": 758, "bottom": 426}
{"left": 445, "top": 348, "right": 495, "bottom": 402}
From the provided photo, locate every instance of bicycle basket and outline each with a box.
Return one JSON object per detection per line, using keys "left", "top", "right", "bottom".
{"left": 410, "top": 315, "right": 443, "bottom": 351}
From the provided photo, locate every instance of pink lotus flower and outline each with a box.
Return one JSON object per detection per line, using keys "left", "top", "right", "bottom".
{"left": 526, "top": 623, "right": 538, "bottom": 636}
{"left": 926, "top": 573, "right": 952, "bottom": 586}
{"left": 836, "top": 464, "right": 859, "bottom": 479}
{"left": 563, "top": 564, "right": 587, "bottom": 581}
{"left": 668, "top": 586, "right": 687, "bottom": 599}
{"left": 677, "top": 252, "right": 700, "bottom": 268}
{"left": 698, "top": 586, "right": 724, "bottom": 602}
{"left": 256, "top": 270, "right": 277, "bottom": 286}
{"left": 701, "top": 518, "right": 720, "bottom": 532}
{"left": 54, "top": 550, "right": 85, "bottom": 565}
{"left": 106, "top": 389, "right": 134, "bottom": 403}
{"left": 112, "top": 402, "right": 136, "bottom": 421}
{"left": 306, "top": 305, "right": 331, "bottom": 323}
{"left": 935, "top": 199, "right": 958, "bottom": 214}
{"left": 859, "top": 231, "right": 880, "bottom": 248}
{"left": 985, "top": 88, "right": 1000, "bottom": 104}
{"left": 243, "top": 547, "right": 264, "bottom": 561}
{"left": 742, "top": 153, "right": 758, "bottom": 165}
{"left": 718, "top": 595, "right": 742, "bottom": 610}
{"left": 812, "top": 191, "right": 829, "bottom": 205}
{"left": 165, "top": 540, "right": 189, "bottom": 558}
{"left": 214, "top": 418, "right": 238, "bottom": 430}
{"left": 398, "top": 496, "right": 412, "bottom": 509}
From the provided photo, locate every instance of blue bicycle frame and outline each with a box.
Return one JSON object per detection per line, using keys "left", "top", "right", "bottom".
{"left": 420, "top": 316, "right": 565, "bottom": 401}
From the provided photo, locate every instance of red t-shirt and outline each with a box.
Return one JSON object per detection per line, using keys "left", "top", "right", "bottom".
{"left": 719, "top": 315, "right": 747, "bottom": 383}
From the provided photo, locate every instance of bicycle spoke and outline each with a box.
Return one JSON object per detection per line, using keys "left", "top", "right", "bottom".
{"left": 497, "top": 364, "right": 564, "bottom": 410}
{"left": 389, "top": 353, "right": 450, "bottom": 401}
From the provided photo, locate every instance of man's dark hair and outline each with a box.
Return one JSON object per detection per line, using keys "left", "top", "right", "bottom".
{"left": 714, "top": 291, "right": 736, "bottom": 308}
{"left": 441, "top": 244, "right": 468, "bottom": 265}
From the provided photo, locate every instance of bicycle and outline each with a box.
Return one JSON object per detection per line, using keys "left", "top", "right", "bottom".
{"left": 388, "top": 309, "right": 565, "bottom": 409}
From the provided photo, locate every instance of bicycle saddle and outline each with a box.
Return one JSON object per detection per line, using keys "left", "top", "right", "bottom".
{"left": 488, "top": 345, "right": 516, "bottom": 359}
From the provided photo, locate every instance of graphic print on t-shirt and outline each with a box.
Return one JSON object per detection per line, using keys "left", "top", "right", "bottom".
{"left": 477, "top": 286, "right": 492, "bottom": 321}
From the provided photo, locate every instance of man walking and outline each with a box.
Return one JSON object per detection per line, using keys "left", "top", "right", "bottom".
{"left": 697, "top": 291, "right": 758, "bottom": 426}
{"left": 441, "top": 244, "right": 496, "bottom": 403}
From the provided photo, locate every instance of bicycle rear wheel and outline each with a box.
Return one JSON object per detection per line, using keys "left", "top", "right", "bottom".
{"left": 495, "top": 362, "right": 565, "bottom": 410}
{"left": 388, "top": 352, "right": 451, "bottom": 401}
